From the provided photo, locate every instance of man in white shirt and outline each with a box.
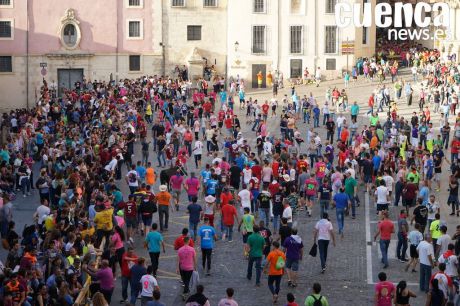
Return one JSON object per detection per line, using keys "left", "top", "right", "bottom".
{"left": 314, "top": 212, "right": 336, "bottom": 273}
{"left": 125, "top": 165, "right": 140, "bottom": 194}
{"left": 382, "top": 171, "right": 394, "bottom": 196}
{"left": 417, "top": 235, "right": 435, "bottom": 293}
{"left": 105, "top": 155, "right": 118, "bottom": 173}
{"left": 438, "top": 243, "right": 458, "bottom": 279}
{"left": 238, "top": 187, "right": 252, "bottom": 212}
{"left": 140, "top": 266, "right": 160, "bottom": 305}
{"left": 282, "top": 199, "right": 293, "bottom": 227}
{"left": 193, "top": 140, "right": 203, "bottom": 168}
{"left": 35, "top": 199, "right": 51, "bottom": 227}
{"left": 436, "top": 225, "right": 452, "bottom": 257}
{"left": 374, "top": 180, "right": 389, "bottom": 212}
{"left": 263, "top": 139, "right": 273, "bottom": 159}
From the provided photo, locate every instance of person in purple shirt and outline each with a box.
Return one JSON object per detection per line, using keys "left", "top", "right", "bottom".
{"left": 282, "top": 228, "right": 304, "bottom": 288}
{"left": 83, "top": 259, "right": 114, "bottom": 304}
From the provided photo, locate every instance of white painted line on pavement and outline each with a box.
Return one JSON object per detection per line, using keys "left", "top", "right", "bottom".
{"left": 365, "top": 192, "right": 373, "bottom": 285}
{"left": 368, "top": 281, "right": 419, "bottom": 286}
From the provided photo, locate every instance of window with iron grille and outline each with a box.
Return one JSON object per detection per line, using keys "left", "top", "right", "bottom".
{"left": 0, "top": 0, "right": 11, "bottom": 6}
{"left": 0, "top": 21, "right": 12, "bottom": 38}
{"left": 128, "top": 21, "right": 140, "bottom": 38}
{"left": 253, "top": 0, "right": 265, "bottom": 13}
{"left": 290, "top": 0, "right": 302, "bottom": 14}
{"left": 187, "top": 25, "right": 202, "bottom": 41}
{"left": 129, "top": 55, "right": 140, "bottom": 71}
{"left": 204, "top": 0, "right": 217, "bottom": 7}
{"left": 326, "top": 59, "right": 336, "bottom": 70}
{"left": 325, "top": 0, "right": 336, "bottom": 14}
{"left": 172, "top": 0, "right": 185, "bottom": 7}
{"left": 290, "top": 26, "right": 302, "bottom": 54}
{"left": 128, "top": 0, "right": 141, "bottom": 6}
{"left": 0, "top": 56, "right": 12, "bottom": 72}
{"left": 324, "top": 26, "right": 337, "bottom": 54}
{"left": 252, "top": 25, "right": 266, "bottom": 54}
{"left": 290, "top": 59, "right": 302, "bottom": 78}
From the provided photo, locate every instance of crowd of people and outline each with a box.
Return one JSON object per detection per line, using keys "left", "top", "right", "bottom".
{"left": 0, "top": 44, "right": 459, "bottom": 306}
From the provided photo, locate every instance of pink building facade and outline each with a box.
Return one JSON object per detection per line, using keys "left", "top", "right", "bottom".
{"left": 0, "top": 0, "right": 163, "bottom": 109}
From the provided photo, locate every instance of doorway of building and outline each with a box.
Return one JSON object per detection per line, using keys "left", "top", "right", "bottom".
{"left": 251, "top": 64, "right": 266, "bottom": 89}
{"left": 58, "top": 68, "right": 84, "bottom": 96}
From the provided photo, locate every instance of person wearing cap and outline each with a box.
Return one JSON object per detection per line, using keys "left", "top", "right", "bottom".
{"left": 203, "top": 195, "right": 217, "bottom": 227}
{"left": 156, "top": 185, "right": 172, "bottom": 232}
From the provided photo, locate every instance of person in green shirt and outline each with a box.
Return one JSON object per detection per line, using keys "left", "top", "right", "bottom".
{"left": 429, "top": 213, "right": 442, "bottom": 247}
{"left": 238, "top": 207, "right": 255, "bottom": 258}
{"left": 370, "top": 113, "right": 379, "bottom": 126}
{"left": 246, "top": 226, "right": 265, "bottom": 286}
{"left": 305, "top": 283, "right": 329, "bottom": 306}
{"left": 406, "top": 167, "right": 420, "bottom": 184}
{"left": 344, "top": 172, "right": 358, "bottom": 218}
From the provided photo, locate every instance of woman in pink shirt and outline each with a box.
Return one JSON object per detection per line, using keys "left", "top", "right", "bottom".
{"left": 110, "top": 225, "right": 126, "bottom": 274}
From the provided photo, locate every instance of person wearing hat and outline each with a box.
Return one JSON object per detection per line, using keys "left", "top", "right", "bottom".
{"left": 156, "top": 185, "right": 172, "bottom": 232}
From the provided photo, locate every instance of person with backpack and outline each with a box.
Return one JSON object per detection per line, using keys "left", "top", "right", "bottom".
{"left": 304, "top": 282, "right": 329, "bottom": 306}
{"left": 263, "top": 241, "right": 286, "bottom": 303}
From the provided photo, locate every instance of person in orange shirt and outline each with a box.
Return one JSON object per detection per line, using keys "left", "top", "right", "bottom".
{"left": 264, "top": 241, "right": 286, "bottom": 303}
{"left": 156, "top": 185, "right": 172, "bottom": 232}
{"left": 370, "top": 131, "right": 379, "bottom": 150}
{"left": 340, "top": 125, "right": 350, "bottom": 146}
{"left": 145, "top": 162, "right": 156, "bottom": 187}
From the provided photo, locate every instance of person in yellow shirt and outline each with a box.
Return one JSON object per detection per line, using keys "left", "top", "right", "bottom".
{"left": 94, "top": 206, "right": 114, "bottom": 244}
{"left": 429, "top": 213, "right": 442, "bottom": 249}
{"left": 257, "top": 71, "right": 263, "bottom": 88}
{"left": 146, "top": 103, "right": 153, "bottom": 123}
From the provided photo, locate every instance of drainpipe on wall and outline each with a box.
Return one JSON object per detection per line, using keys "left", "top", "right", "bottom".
{"left": 115, "top": 0, "right": 119, "bottom": 81}
{"left": 277, "top": 0, "right": 281, "bottom": 72}
{"left": 26, "top": 0, "right": 29, "bottom": 109}
{"left": 313, "top": 0, "right": 318, "bottom": 71}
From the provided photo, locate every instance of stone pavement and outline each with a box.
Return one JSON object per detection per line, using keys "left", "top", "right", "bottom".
{"left": 3, "top": 69, "right": 457, "bottom": 306}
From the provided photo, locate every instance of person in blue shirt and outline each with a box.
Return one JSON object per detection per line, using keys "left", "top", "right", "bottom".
{"left": 144, "top": 223, "right": 165, "bottom": 276}
{"left": 136, "top": 161, "right": 147, "bottom": 183}
{"left": 187, "top": 197, "right": 203, "bottom": 240}
{"left": 206, "top": 175, "right": 218, "bottom": 196}
{"left": 333, "top": 187, "right": 350, "bottom": 237}
{"left": 418, "top": 180, "right": 430, "bottom": 205}
{"left": 220, "top": 90, "right": 227, "bottom": 105}
{"left": 313, "top": 105, "right": 320, "bottom": 128}
{"left": 372, "top": 153, "right": 382, "bottom": 175}
{"left": 198, "top": 217, "right": 217, "bottom": 276}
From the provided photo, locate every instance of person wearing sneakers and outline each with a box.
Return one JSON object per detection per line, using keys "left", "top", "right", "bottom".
{"left": 264, "top": 241, "right": 286, "bottom": 303}
{"left": 283, "top": 228, "right": 303, "bottom": 288}
{"left": 314, "top": 213, "right": 336, "bottom": 273}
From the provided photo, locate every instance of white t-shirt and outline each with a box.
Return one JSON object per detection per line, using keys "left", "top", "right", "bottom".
{"left": 126, "top": 170, "right": 139, "bottom": 187}
{"left": 194, "top": 141, "right": 203, "bottom": 155}
{"left": 438, "top": 253, "right": 458, "bottom": 277}
{"left": 140, "top": 274, "right": 158, "bottom": 297}
{"left": 263, "top": 142, "right": 273, "bottom": 156}
{"left": 36, "top": 205, "right": 51, "bottom": 224}
{"left": 105, "top": 158, "right": 118, "bottom": 172}
{"left": 436, "top": 234, "right": 452, "bottom": 255}
{"left": 427, "top": 201, "right": 440, "bottom": 220}
{"left": 282, "top": 206, "right": 292, "bottom": 223}
{"left": 238, "top": 189, "right": 251, "bottom": 209}
{"left": 417, "top": 240, "right": 434, "bottom": 266}
{"left": 432, "top": 272, "right": 450, "bottom": 299}
{"left": 382, "top": 175, "right": 394, "bottom": 192}
{"left": 315, "top": 219, "right": 333, "bottom": 241}
{"left": 242, "top": 168, "right": 252, "bottom": 184}
{"left": 374, "top": 186, "right": 389, "bottom": 205}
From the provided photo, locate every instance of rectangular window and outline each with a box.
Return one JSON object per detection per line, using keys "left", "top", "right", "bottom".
{"left": 187, "top": 25, "right": 202, "bottom": 41}
{"left": 362, "top": 27, "right": 368, "bottom": 45}
{"left": 0, "top": 56, "right": 12, "bottom": 72}
{"left": 203, "top": 0, "right": 217, "bottom": 7}
{"left": 290, "top": 26, "right": 302, "bottom": 54}
{"left": 0, "top": 0, "right": 11, "bottom": 7}
{"left": 290, "top": 59, "right": 302, "bottom": 78}
{"left": 324, "top": 26, "right": 337, "bottom": 54}
{"left": 253, "top": 0, "right": 265, "bottom": 13}
{"left": 290, "top": 0, "right": 302, "bottom": 14}
{"left": 325, "top": 0, "right": 336, "bottom": 14}
{"left": 326, "top": 59, "right": 336, "bottom": 70}
{"left": 252, "top": 25, "right": 266, "bottom": 54}
{"left": 128, "top": 0, "right": 141, "bottom": 6}
{"left": 172, "top": 0, "right": 185, "bottom": 7}
{"left": 128, "top": 21, "right": 141, "bottom": 38}
{"left": 129, "top": 55, "right": 141, "bottom": 71}
{"left": 0, "top": 20, "right": 12, "bottom": 38}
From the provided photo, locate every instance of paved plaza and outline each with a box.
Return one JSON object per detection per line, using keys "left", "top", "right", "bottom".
{"left": 4, "top": 69, "right": 456, "bottom": 306}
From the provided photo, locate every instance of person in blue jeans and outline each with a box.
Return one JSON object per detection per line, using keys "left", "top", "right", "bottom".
{"left": 333, "top": 187, "right": 350, "bottom": 238}
{"left": 373, "top": 212, "right": 395, "bottom": 269}
{"left": 129, "top": 257, "right": 147, "bottom": 305}
{"left": 246, "top": 226, "right": 265, "bottom": 286}
{"left": 187, "top": 197, "right": 202, "bottom": 240}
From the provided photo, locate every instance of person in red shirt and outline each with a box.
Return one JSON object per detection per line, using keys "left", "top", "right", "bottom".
{"left": 340, "top": 126, "right": 350, "bottom": 145}
{"left": 220, "top": 187, "right": 234, "bottom": 207}
{"left": 262, "top": 102, "right": 270, "bottom": 121}
{"left": 269, "top": 180, "right": 280, "bottom": 196}
{"left": 251, "top": 162, "right": 262, "bottom": 181}
{"left": 374, "top": 272, "right": 395, "bottom": 306}
{"left": 221, "top": 200, "right": 239, "bottom": 242}
{"left": 203, "top": 101, "right": 212, "bottom": 116}
{"left": 297, "top": 155, "right": 308, "bottom": 172}
{"left": 118, "top": 195, "right": 138, "bottom": 241}
{"left": 272, "top": 158, "right": 280, "bottom": 179}
{"left": 121, "top": 247, "right": 138, "bottom": 303}
{"left": 374, "top": 212, "right": 395, "bottom": 269}
{"left": 174, "top": 228, "right": 195, "bottom": 250}
{"left": 451, "top": 137, "right": 460, "bottom": 163}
